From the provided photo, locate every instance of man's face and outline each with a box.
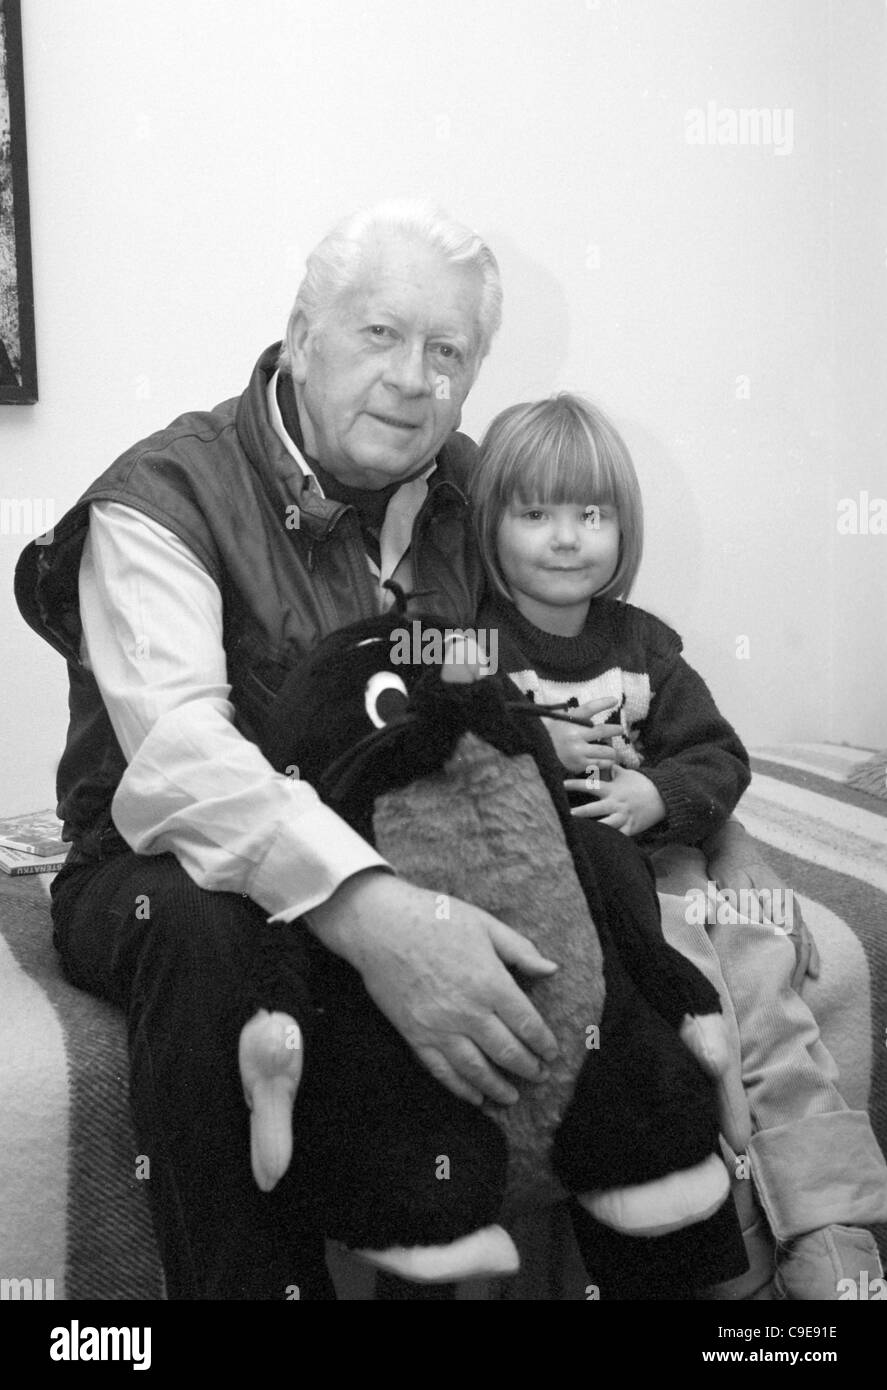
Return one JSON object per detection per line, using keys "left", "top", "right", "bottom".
{"left": 289, "top": 237, "right": 482, "bottom": 488}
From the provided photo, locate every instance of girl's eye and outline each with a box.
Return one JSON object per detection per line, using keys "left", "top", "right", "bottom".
{"left": 523, "top": 509, "right": 545, "bottom": 521}
{"left": 364, "top": 671, "right": 409, "bottom": 729}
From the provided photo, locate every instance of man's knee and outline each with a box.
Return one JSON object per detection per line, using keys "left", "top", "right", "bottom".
{"left": 56, "top": 851, "right": 266, "bottom": 1004}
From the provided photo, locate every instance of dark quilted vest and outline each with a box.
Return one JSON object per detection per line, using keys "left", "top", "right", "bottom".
{"left": 14, "top": 345, "right": 483, "bottom": 857}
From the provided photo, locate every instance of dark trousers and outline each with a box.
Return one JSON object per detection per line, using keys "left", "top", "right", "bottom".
{"left": 50, "top": 851, "right": 337, "bottom": 1301}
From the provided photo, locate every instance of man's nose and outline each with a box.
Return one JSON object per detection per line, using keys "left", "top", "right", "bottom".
{"left": 383, "top": 341, "right": 432, "bottom": 397}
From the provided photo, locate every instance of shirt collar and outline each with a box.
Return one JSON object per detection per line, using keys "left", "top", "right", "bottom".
{"left": 267, "top": 369, "right": 324, "bottom": 495}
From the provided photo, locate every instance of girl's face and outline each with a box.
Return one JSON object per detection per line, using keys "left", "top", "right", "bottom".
{"left": 496, "top": 498, "right": 621, "bottom": 635}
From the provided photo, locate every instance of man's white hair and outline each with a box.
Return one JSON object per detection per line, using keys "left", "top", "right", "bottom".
{"left": 278, "top": 199, "right": 502, "bottom": 374}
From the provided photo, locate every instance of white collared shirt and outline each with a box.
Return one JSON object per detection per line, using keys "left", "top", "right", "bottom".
{"left": 77, "top": 381, "right": 437, "bottom": 921}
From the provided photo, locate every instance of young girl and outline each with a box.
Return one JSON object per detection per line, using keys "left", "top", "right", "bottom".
{"left": 470, "top": 392, "right": 887, "bottom": 1300}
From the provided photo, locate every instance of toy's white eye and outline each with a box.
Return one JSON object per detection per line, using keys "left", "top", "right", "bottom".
{"left": 364, "top": 671, "right": 409, "bottom": 729}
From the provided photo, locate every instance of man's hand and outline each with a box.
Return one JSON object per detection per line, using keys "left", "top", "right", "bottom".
{"left": 543, "top": 697, "right": 623, "bottom": 775}
{"left": 564, "top": 765, "right": 667, "bottom": 836}
{"left": 702, "top": 819, "right": 820, "bottom": 989}
{"left": 305, "top": 870, "right": 560, "bottom": 1108}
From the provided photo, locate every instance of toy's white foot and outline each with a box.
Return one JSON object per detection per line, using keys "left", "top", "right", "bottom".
{"left": 680, "top": 1012, "right": 748, "bottom": 1153}
{"left": 679, "top": 1011, "right": 730, "bottom": 1079}
{"left": 238, "top": 1010, "right": 303, "bottom": 1193}
{"left": 353, "top": 1224, "right": 520, "bottom": 1283}
{"left": 579, "top": 1152, "right": 730, "bottom": 1237}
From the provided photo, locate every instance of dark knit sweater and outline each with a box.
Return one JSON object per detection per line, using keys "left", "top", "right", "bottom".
{"left": 479, "top": 591, "right": 751, "bottom": 849}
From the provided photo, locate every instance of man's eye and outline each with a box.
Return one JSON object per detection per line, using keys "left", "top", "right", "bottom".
{"left": 368, "top": 325, "right": 393, "bottom": 339}
{"left": 433, "top": 343, "right": 460, "bottom": 361}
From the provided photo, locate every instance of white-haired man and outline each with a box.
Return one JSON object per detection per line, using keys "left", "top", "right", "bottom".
{"left": 16, "top": 203, "right": 562, "bottom": 1300}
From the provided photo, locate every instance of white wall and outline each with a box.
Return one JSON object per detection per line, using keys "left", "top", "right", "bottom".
{"left": 2, "top": 0, "right": 885, "bottom": 815}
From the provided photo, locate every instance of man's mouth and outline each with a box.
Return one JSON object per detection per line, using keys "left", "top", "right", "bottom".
{"left": 368, "top": 412, "right": 421, "bottom": 431}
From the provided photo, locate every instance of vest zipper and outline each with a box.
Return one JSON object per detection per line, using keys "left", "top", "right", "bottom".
{"left": 312, "top": 504, "right": 378, "bottom": 623}
{"left": 337, "top": 509, "right": 380, "bottom": 612}
{"left": 412, "top": 481, "right": 467, "bottom": 614}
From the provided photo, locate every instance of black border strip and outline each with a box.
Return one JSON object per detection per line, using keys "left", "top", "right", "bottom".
{"left": 1, "top": 0, "right": 38, "bottom": 404}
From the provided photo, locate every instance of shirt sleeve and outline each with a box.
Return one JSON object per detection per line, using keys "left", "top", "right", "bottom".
{"left": 79, "top": 500, "right": 391, "bottom": 921}
{"left": 634, "top": 649, "right": 752, "bottom": 849}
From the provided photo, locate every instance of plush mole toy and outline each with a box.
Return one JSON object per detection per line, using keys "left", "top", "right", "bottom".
{"left": 236, "top": 595, "right": 747, "bottom": 1290}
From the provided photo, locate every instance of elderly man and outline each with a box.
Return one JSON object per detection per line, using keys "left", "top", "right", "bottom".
{"left": 15, "top": 202, "right": 568, "bottom": 1300}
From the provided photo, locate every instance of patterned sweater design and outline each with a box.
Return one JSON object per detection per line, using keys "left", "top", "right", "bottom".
{"left": 479, "top": 592, "right": 751, "bottom": 849}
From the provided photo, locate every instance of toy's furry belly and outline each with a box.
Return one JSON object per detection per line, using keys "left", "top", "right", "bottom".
{"left": 372, "top": 731, "right": 606, "bottom": 1209}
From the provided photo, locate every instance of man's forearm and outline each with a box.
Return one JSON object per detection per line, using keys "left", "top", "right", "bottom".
{"left": 303, "top": 866, "right": 397, "bottom": 961}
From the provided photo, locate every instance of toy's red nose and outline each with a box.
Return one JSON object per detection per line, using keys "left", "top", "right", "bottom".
{"left": 440, "top": 632, "right": 492, "bottom": 685}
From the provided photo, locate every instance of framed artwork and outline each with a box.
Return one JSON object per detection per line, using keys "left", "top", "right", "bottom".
{"left": 0, "top": 0, "right": 36, "bottom": 403}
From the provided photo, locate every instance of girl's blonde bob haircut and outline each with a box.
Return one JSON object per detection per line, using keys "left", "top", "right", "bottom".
{"left": 470, "top": 393, "right": 644, "bottom": 603}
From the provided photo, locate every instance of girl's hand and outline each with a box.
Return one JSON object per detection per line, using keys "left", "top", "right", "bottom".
{"left": 542, "top": 697, "right": 625, "bottom": 775}
{"left": 565, "top": 766, "right": 666, "bottom": 836}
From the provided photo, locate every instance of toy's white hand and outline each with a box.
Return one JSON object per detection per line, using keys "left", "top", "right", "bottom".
{"left": 306, "top": 869, "right": 560, "bottom": 1108}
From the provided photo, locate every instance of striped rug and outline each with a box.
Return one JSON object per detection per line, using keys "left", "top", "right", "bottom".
{"left": 741, "top": 744, "right": 887, "bottom": 1261}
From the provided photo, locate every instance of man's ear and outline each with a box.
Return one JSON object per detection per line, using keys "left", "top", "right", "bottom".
{"left": 287, "top": 311, "right": 313, "bottom": 384}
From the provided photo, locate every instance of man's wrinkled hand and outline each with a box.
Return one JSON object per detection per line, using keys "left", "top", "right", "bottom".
{"left": 305, "top": 870, "right": 561, "bottom": 1107}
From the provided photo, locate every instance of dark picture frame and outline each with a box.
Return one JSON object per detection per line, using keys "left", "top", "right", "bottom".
{"left": 0, "top": 0, "right": 36, "bottom": 403}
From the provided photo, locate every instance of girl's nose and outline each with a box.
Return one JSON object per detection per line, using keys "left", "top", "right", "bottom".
{"left": 552, "top": 520, "right": 580, "bottom": 548}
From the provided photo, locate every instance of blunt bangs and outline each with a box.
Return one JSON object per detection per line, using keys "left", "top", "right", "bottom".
{"left": 509, "top": 409, "right": 621, "bottom": 508}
